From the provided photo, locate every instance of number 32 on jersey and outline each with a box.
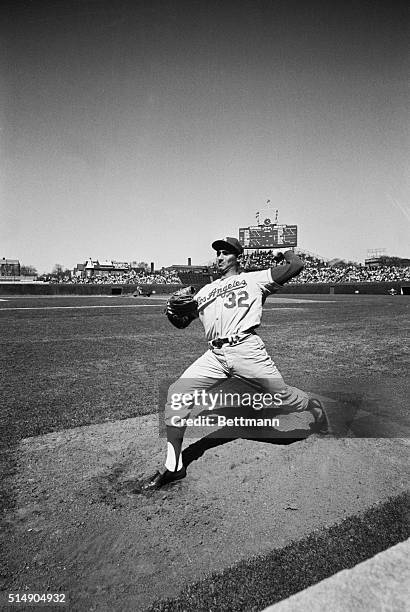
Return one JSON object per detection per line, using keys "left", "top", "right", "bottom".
{"left": 224, "top": 290, "right": 250, "bottom": 308}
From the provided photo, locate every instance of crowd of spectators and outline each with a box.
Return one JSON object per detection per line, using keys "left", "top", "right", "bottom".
{"left": 55, "top": 269, "right": 181, "bottom": 285}
{"left": 50, "top": 252, "right": 410, "bottom": 285}
{"left": 241, "top": 250, "right": 410, "bottom": 283}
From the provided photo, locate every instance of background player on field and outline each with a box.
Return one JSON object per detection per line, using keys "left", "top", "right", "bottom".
{"left": 143, "top": 237, "right": 327, "bottom": 491}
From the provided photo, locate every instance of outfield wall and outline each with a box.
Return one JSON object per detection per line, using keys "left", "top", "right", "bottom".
{"left": 0, "top": 283, "right": 183, "bottom": 296}
{"left": 280, "top": 281, "right": 404, "bottom": 295}
{"left": 0, "top": 281, "right": 405, "bottom": 296}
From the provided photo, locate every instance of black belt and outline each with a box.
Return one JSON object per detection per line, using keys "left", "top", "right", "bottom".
{"left": 209, "top": 329, "right": 257, "bottom": 349}
{"left": 210, "top": 337, "right": 230, "bottom": 349}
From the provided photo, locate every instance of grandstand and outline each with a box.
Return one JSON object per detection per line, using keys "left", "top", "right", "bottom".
{"left": 65, "top": 269, "right": 181, "bottom": 285}
{"left": 68, "top": 259, "right": 181, "bottom": 285}
{"left": 241, "top": 249, "right": 410, "bottom": 284}
{"left": 36, "top": 247, "right": 410, "bottom": 293}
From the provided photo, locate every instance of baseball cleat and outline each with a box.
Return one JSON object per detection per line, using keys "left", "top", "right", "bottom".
{"left": 141, "top": 466, "right": 187, "bottom": 491}
{"left": 307, "top": 398, "right": 329, "bottom": 434}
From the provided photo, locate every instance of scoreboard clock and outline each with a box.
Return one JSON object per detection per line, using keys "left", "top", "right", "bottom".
{"left": 238, "top": 225, "right": 298, "bottom": 249}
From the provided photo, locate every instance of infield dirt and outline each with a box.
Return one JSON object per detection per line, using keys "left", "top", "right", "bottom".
{"left": 3, "top": 416, "right": 409, "bottom": 611}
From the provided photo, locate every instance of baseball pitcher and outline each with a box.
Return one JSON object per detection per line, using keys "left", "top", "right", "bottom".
{"left": 142, "top": 237, "right": 328, "bottom": 491}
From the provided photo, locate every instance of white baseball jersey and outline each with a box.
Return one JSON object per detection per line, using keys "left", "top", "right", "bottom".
{"left": 195, "top": 269, "right": 281, "bottom": 341}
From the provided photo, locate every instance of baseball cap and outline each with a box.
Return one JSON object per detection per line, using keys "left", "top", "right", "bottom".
{"left": 212, "top": 237, "right": 243, "bottom": 256}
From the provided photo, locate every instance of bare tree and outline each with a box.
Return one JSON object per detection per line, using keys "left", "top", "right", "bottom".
{"left": 20, "top": 265, "right": 37, "bottom": 276}
{"left": 136, "top": 261, "right": 150, "bottom": 271}
{"left": 52, "top": 264, "right": 65, "bottom": 280}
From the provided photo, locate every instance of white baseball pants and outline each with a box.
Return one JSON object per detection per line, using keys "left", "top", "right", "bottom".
{"left": 164, "top": 334, "right": 309, "bottom": 425}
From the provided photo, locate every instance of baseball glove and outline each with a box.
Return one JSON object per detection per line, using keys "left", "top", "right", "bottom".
{"left": 165, "top": 286, "right": 198, "bottom": 329}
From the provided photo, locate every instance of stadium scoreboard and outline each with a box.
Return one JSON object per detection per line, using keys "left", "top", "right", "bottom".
{"left": 239, "top": 224, "right": 298, "bottom": 249}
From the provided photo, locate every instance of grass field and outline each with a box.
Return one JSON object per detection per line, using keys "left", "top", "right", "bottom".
{"left": 1, "top": 293, "right": 409, "bottom": 610}
{"left": 1, "top": 294, "right": 408, "bottom": 442}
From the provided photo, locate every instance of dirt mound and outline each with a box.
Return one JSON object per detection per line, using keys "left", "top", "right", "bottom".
{"left": 3, "top": 414, "right": 409, "bottom": 611}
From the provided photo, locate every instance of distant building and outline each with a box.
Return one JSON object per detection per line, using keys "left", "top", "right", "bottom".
{"left": 73, "top": 259, "right": 130, "bottom": 279}
{"left": 0, "top": 258, "right": 20, "bottom": 278}
{"left": 73, "top": 263, "right": 86, "bottom": 278}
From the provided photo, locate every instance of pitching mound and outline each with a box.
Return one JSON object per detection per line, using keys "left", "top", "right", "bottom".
{"left": 3, "top": 411, "right": 409, "bottom": 611}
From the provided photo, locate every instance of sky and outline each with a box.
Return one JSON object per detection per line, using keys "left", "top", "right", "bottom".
{"left": 2, "top": 0, "right": 409, "bottom": 273}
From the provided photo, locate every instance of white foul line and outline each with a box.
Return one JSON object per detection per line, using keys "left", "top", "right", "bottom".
{"left": 0, "top": 304, "right": 163, "bottom": 311}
